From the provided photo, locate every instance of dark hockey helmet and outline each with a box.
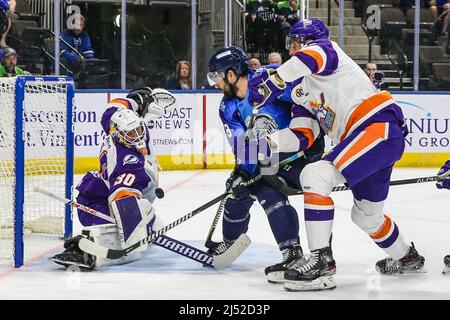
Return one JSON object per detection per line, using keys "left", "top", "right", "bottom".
{"left": 286, "top": 18, "right": 329, "bottom": 50}
{"left": 126, "top": 87, "right": 154, "bottom": 117}
{"left": 207, "top": 46, "right": 248, "bottom": 86}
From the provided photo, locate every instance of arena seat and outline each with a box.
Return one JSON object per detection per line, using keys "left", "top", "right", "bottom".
{"left": 431, "top": 62, "right": 450, "bottom": 89}
{"left": 419, "top": 46, "right": 449, "bottom": 77}
{"left": 402, "top": 29, "right": 435, "bottom": 59}
{"left": 379, "top": 7, "right": 407, "bottom": 54}
{"left": 405, "top": 8, "right": 435, "bottom": 31}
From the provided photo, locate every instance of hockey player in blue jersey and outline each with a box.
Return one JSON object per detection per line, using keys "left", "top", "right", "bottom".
{"left": 207, "top": 46, "right": 325, "bottom": 282}
{"left": 50, "top": 87, "right": 175, "bottom": 270}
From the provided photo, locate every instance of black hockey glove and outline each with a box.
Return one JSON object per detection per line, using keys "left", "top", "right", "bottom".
{"left": 225, "top": 168, "right": 252, "bottom": 201}
{"left": 126, "top": 87, "right": 154, "bottom": 117}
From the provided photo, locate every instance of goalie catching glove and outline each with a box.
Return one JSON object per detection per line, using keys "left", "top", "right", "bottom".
{"left": 126, "top": 87, "right": 177, "bottom": 123}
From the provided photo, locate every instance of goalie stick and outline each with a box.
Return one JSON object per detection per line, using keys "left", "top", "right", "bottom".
{"left": 34, "top": 187, "right": 250, "bottom": 269}
{"left": 74, "top": 173, "right": 268, "bottom": 260}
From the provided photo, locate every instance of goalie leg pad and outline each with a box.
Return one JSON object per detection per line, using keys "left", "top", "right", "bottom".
{"left": 111, "top": 196, "right": 156, "bottom": 253}
{"left": 82, "top": 224, "right": 142, "bottom": 267}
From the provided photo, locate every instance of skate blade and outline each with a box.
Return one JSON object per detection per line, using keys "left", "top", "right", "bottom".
{"left": 284, "top": 275, "right": 336, "bottom": 292}
{"left": 380, "top": 267, "right": 428, "bottom": 275}
{"left": 266, "top": 271, "right": 286, "bottom": 284}
{"left": 49, "top": 257, "right": 93, "bottom": 271}
{"left": 399, "top": 267, "right": 427, "bottom": 275}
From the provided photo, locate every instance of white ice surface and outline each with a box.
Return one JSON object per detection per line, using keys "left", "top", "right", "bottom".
{"left": 0, "top": 168, "right": 449, "bottom": 299}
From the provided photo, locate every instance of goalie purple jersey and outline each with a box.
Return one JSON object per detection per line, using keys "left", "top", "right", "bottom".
{"left": 76, "top": 134, "right": 157, "bottom": 226}
{"left": 76, "top": 99, "right": 158, "bottom": 226}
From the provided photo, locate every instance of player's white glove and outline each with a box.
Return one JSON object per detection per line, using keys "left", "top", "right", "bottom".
{"left": 248, "top": 114, "right": 278, "bottom": 140}
{"left": 143, "top": 88, "right": 177, "bottom": 122}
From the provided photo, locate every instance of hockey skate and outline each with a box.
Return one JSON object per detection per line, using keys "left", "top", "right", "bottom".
{"left": 284, "top": 247, "right": 336, "bottom": 291}
{"left": 49, "top": 235, "right": 95, "bottom": 272}
{"left": 375, "top": 242, "right": 426, "bottom": 275}
{"left": 443, "top": 255, "right": 450, "bottom": 275}
{"left": 265, "top": 244, "right": 304, "bottom": 284}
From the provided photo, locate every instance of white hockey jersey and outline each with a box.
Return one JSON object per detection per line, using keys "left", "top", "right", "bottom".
{"left": 276, "top": 39, "right": 397, "bottom": 144}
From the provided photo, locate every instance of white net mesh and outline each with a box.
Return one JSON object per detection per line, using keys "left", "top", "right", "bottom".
{"left": 0, "top": 77, "right": 72, "bottom": 266}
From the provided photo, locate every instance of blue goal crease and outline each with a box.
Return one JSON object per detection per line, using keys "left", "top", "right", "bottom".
{"left": 22, "top": 241, "right": 280, "bottom": 274}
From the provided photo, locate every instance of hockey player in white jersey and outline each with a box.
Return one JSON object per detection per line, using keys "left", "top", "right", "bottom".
{"left": 248, "top": 18, "right": 426, "bottom": 291}
{"left": 50, "top": 88, "right": 174, "bottom": 270}
{"left": 436, "top": 159, "right": 450, "bottom": 274}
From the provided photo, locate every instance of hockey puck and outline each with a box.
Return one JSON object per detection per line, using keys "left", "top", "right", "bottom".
{"left": 155, "top": 188, "right": 165, "bottom": 199}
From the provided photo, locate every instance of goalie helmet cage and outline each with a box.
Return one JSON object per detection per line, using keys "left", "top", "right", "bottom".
{"left": 0, "top": 76, "right": 74, "bottom": 268}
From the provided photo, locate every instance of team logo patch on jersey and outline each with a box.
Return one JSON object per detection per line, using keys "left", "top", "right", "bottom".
{"left": 310, "top": 92, "right": 336, "bottom": 134}
{"left": 295, "top": 87, "right": 309, "bottom": 98}
{"left": 123, "top": 155, "right": 139, "bottom": 165}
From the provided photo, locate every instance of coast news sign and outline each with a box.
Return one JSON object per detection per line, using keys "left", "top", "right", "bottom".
{"left": 73, "top": 92, "right": 201, "bottom": 158}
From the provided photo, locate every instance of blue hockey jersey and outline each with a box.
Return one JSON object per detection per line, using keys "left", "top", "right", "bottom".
{"left": 219, "top": 66, "right": 297, "bottom": 175}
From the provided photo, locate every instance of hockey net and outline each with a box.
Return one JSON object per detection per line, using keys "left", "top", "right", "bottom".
{"left": 0, "top": 76, "right": 74, "bottom": 267}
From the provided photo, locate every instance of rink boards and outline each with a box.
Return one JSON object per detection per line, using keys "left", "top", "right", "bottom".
{"left": 72, "top": 90, "right": 450, "bottom": 173}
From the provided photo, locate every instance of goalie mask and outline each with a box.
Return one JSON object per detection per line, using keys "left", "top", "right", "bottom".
{"left": 110, "top": 109, "right": 147, "bottom": 154}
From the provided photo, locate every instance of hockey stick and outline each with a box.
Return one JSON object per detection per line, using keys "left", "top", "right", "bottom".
{"left": 204, "top": 150, "right": 305, "bottom": 248}
{"left": 267, "top": 175, "right": 441, "bottom": 196}
{"left": 76, "top": 173, "right": 267, "bottom": 260}
{"left": 324, "top": 175, "right": 441, "bottom": 193}
{"left": 204, "top": 196, "right": 228, "bottom": 249}
{"left": 34, "top": 187, "right": 250, "bottom": 269}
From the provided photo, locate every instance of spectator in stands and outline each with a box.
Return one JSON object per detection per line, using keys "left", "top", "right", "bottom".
{"left": 364, "top": 62, "right": 387, "bottom": 90}
{"left": 0, "top": 2, "right": 8, "bottom": 47}
{"left": 60, "top": 14, "right": 95, "bottom": 73}
{"left": 0, "top": 46, "right": 28, "bottom": 76}
{"left": 429, "top": 0, "right": 450, "bottom": 35}
{"left": 268, "top": 51, "right": 283, "bottom": 65}
{"left": 245, "top": 0, "right": 276, "bottom": 52}
{"left": 166, "top": 60, "right": 192, "bottom": 90}
{"left": 248, "top": 57, "right": 262, "bottom": 69}
{"left": 273, "top": 1, "right": 299, "bottom": 51}
{"left": 0, "top": 0, "right": 16, "bottom": 48}
{"left": 276, "top": 0, "right": 300, "bottom": 26}
{"left": 364, "top": 62, "right": 378, "bottom": 82}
